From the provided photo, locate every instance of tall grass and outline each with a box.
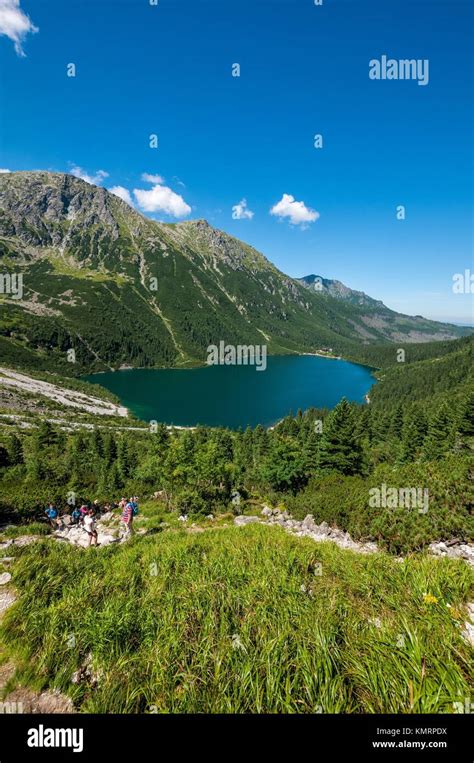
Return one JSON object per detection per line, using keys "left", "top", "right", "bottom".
{"left": 1, "top": 524, "right": 472, "bottom": 713}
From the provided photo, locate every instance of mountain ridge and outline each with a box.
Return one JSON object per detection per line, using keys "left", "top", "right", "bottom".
{"left": 0, "top": 171, "right": 470, "bottom": 375}
{"left": 296, "top": 274, "right": 385, "bottom": 309}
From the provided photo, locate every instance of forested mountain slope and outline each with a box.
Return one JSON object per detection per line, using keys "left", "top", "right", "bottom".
{"left": 0, "top": 172, "right": 469, "bottom": 375}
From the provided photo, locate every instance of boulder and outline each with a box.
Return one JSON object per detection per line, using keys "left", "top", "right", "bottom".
{"left": 428, "top": 541, "right": 474, "bottom": 566}
{"left": 13, "top": 535, "right": 41, "bottom": 547}
{"left": 0, "top": 572, "right": 12, "bottom": 585}
{"left": 234, "top": 516, "right": 260, "bottom": 526}
{"left": 3, "top": 688, "right": 74, "bottom": 714}
{"left": 101, "top": 511, "right": 114, "bottom": 521}
{"left": 0, "top": 588, "right": 16, "bottom": 616}
{"left": 261, "top": 506, "right": 273, "bottom": 518}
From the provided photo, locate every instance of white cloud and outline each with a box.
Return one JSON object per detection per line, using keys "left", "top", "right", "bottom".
{"left": 109, "top": 185, "right": 134, "bottom": 207}
{"left": 141, "top": 172, "right": 165, "bottom": 185}
{"left": 0, "top": 168, "right": 11, "bottom": 173}
{"left": 70, "top": 166, "right": 109, "bottom": 185}
{"left": 270, "top": 193, "right": 320, "bottom": 227}
{"left": 133, "top": 181, "right": 191, "bottom": 218}
{"left": 0, "top": 0, "right": 38, "bottom": 57}
{"left": 232, "top": 198, "right": 254, "bottom": 220}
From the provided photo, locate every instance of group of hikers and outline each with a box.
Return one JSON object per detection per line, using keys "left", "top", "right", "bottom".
{"left": 44, "top": 497, "right": 139, "bottom": 547}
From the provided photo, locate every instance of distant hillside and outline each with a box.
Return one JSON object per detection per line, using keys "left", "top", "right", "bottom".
{"left": 0, "top": 172, "right": 470, "bottom": 375}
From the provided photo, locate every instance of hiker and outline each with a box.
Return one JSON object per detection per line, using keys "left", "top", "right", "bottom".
{"left": 84, "top": 508, "right": 98, "bottom": 547}
{"left": 45, "top": 503, "right": 61, "bottom": 529}
{"left": 120, "top": 498, "right": 134, "bottom": 539}
{"left": 93, "top": 499, "right": 101, "bottom": 517}
{"left": 79, "top": 504, "right": 89, "bottom": 525}
{"left": 71, "top": 506, "right": 81, "bottom": 525}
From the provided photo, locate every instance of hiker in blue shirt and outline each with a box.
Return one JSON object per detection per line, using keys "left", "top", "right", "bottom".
{"left": 45, "top": 503, "right": 59, "bottom": 529}
{"left": 71, "top": 506, "right": 81, "bottom": 525}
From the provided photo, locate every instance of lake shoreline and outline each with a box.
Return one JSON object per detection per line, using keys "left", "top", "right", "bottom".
{"left": 90, "top": 349, "right": 377, "bottom": 375}
{"left": 83, "top": 355, "right": 376, "bottom": 430}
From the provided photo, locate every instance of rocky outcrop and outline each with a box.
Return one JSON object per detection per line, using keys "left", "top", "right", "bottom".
{"left": 0, "top": 588, "right": 16, "bottom": 617}
{"left": 267, "top": 509, "right": 378, "bottom": 554}
{"left": 237, "top": 506, "right": 474, "bottom": 564}
{"left": 428, "top": 540, "right": 474, "bottom": 567}
{"left": 53, "top": 513, "right": 123, "bottom": 548}
{"left": 0, "top": 535, "right": 41, "bottom": 553}
{"left": 234, "top": 507, "right": 378, "bottom": 555}
{"left": 2, "top": 688, "right": 74, "bottom": 714}
{"left": 234, "top": 515, "right": 261, "bottom": 526}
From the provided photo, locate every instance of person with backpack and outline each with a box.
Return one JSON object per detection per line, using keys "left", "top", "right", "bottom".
{"left": 79, "top": 504, "right": 89, "bottom": 525}
{"left": 84, "top": 508, "right": 98, "bottom": 547}
{"left": 45, "top": 503, "right": 60, "bottom": 529}
{"left": 120, "top": 499, "right": 135, "bottom": 539}
{"left": 71, "top": 506, "right": 81, "bottom": 525}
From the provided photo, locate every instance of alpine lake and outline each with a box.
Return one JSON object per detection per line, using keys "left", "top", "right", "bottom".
{"left": 84, "top": 355, "right": 375, "bottom": 429}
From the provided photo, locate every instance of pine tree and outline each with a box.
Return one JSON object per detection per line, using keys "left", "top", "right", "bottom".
{"left": 399, "top": 410, "right": 425, "bottom": 463}
{"left": 302, "top": 431, "right": 320, "bottom": 476}
{"left": 389, "top": 403, "right": 404, "bottom": 439}
{"left": 458, "top": 391, "right": 474, "bottom": 437}
{"left": 261, "top": 438, "right": 306, "bottom": 493}
{"left": 152, "top": 424, "right": 170, "bottom": 454}
{"left": 117, "top": 438, "right": 132, "bottom": 481}
{"left": 108, "top": 462, "right": 123, "bottom": 492}
{"left": 254, "top": 424, "right": 270, "bottom": 459}
{"left": 422, "top": 403, "right": 454, "bottom": 460}
{"left": 91, "top": 428, "right": 104, "bottom": 459}
{"left": 0, "top": 445, "right": 9, "bottom": 468}
{"left": 103, "top": 432, "right": 118, "bottom": 466}
{"left": 27, "top": 455, "right": 45, "bottom": 482}
{"left": 34, "top": 420, "right": 56, "bottom": 449}
{"left": 317, "top": 398, "right": 363, "bottom": 475}
{"left": 7, "top": 434, "right": 23, "bottom": 465}
{"left": 214, "top": 430, "right": 233, "bottom": 461}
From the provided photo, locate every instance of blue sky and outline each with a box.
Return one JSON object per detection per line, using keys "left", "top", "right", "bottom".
{"left": 0, "top": 0, "right": 472, "bottom": 323}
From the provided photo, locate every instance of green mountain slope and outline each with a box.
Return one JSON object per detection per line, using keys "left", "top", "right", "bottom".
{"left": 0, "top": 171, "right": 469, "bottom": 374}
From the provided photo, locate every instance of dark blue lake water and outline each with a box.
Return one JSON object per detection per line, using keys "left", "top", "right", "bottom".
{"left": 84, "top": 355, "right": 374, "bottom": 428}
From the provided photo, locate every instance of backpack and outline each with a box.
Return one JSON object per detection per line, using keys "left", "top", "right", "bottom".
{"left": 131, "top": 501, "right": 139, "bottom": 516}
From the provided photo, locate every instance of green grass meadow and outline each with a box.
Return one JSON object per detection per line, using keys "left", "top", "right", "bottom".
{"left": 1, "top": 523, "right": 472, "bottom": 713}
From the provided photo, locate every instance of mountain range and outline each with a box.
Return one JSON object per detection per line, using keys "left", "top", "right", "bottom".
{"left": 0, "top": 172, "right": 470, "bottom": 375}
